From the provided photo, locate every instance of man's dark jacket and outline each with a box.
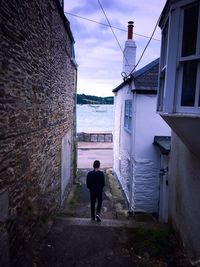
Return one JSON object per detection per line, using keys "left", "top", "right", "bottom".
{"left": 86, "top": 170, "right": 105, "bottom": 192}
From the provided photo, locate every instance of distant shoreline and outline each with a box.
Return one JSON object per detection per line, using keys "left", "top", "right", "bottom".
{"left": 77, "top": 94, "right": 114, "bottom": 105}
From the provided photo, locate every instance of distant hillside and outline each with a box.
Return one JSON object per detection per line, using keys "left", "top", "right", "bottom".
{"left": 77, "top": 94, "right": 114, "bottom": 104}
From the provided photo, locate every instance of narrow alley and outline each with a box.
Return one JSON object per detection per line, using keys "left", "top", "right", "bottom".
{"left": 1, "top": 1, "right": 200, "bottom": 266}
{"left": 11, "top": 142, "right": 191, "bottom": 267}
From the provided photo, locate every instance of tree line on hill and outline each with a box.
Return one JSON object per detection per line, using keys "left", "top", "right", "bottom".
{"left": 77, "top": 94, "right": 114, "bottom": 104}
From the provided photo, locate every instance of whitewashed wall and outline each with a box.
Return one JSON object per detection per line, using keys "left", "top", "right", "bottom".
{"left": 113, "top": 85, "right": 171, "bottom": 213}
{"left": 113, "top": 85, "right": 133, "bottom": 203}
{"left": 131, "top": 94, "right": 171, "bottom": 212}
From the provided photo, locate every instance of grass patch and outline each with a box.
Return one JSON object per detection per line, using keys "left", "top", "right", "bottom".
{"left": 105, "top": 170, "right": 124, "bottom": 199}
{"left": 76, "top": 169, "right": 85, "bottom": 179}
{"left": 127, "top": 227, "right": 175, "bottom": 258}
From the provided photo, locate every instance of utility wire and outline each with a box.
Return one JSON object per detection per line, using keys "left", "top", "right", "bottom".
{"left": 97, "top": 0, "right": 132, "bottom": 72}
{"left": 128, "top": 13, "right": 161, "bottom": 76}
{"left": 65, "top": 11, "right": 160, "bottom": 42}
{"left": 65, "top": 5, "right": 161, "bottom": 78}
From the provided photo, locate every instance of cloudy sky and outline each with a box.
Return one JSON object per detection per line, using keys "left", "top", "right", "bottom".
{"left": 64, "top": 0, "right": 166, "bottom": 96}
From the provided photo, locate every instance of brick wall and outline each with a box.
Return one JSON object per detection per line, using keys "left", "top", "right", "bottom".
{"left": 0, "top": 0, "right": 77, "bottom": 263}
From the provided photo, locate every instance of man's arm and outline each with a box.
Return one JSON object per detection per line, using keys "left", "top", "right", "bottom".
{"left": 102, "top": 172, "right": 105, "bottom": 188}
{"left": 86, "top": 172, "right": 90, "bottom": 189}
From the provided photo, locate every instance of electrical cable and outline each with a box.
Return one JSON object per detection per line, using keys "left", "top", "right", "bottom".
{"left": 128, "top": 13, "right": 162, "bottom": 76}
{"left": 64, "top": 11, "right": 160, "bottom": 41}
{"left": 65, "top": 4, "right": 162, "bottom": 78}
{"left": 97, "top": 0, "right": 132, "bottom": 72}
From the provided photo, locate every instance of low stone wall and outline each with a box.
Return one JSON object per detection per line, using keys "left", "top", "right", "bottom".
{"left": 77, "top": 132, "right": 113, "bottom": 142}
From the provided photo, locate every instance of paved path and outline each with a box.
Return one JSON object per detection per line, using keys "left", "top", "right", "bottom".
{"left": 12, "top": 169, "right": 191, "bottom": 267}
{"left": 78, "top": 142, "right": 113, "bottom": 169}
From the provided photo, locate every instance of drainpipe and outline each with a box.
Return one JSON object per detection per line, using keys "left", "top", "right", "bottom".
{"left": 73, "top": 72, "right": 77, "bottom": 181}
{"left": 72, "top": 60, "right": 78, "bottom": 182}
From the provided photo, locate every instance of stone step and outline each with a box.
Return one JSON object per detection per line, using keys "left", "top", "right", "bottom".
{"left": 55, "top": 216, "right": 161, "bottom": 229}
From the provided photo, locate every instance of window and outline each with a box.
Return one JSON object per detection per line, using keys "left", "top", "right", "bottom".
{"left": 124, "top": 100, "right": 132, "bottom": 131}
{"left": 176, "top": 3, "right": 200, "bottom": 113}
{"left": 158, "top": 1, "right": 200, "bottom": 115}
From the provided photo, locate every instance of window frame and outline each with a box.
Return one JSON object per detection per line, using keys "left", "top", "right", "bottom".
{"left": 175, "top": 2, "right": 200, "bottom": 113}
{"left": 124, "top": 99, "right": 132, "bottom": 133}
{"left": 158, "top": 0, "right": 200, "bottom": 115}
{"left": 157, "top": 20, "right": 169, "bottom": 112}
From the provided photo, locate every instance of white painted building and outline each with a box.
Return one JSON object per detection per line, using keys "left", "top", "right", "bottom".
{"left": 157, "top": 0, "right": 200, "bottom": 261}
{"left": 113, "top": 22, "right": 171, "bottom": 214}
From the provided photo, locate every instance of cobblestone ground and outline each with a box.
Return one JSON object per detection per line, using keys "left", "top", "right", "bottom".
{"left": 12, "top": 169, "right": 192, "bottom": 267}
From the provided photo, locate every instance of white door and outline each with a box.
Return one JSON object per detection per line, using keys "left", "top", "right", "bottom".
{"left": 159, "top": 154, "right": 169, "bottom": 223}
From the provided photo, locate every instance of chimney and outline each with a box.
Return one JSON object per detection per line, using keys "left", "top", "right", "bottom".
{"left": 122, "top": 21, "right": 137, "bottom": 74}
{"left": 128, "top": 21, "right": 134, "bottom": 39}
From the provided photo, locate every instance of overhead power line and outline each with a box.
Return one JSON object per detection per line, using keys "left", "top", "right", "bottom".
{"left": 97, "top": 0, "right": 132, "bottom": 72}
{"left": 128, "top": 13, "right": 161, "bottom": 76}
{"left": 64, "top": 11, "right": 160, "bottom": 42}
{"left": 65, "top": 4, "right": 161, "bottom": 78}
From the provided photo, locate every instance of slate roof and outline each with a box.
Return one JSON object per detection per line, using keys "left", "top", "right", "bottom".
{"left": 112, "top": 58, "right": 159, "bottom": 94}
{"left": 153, "top": 136, "right": 171, "bottom": 155}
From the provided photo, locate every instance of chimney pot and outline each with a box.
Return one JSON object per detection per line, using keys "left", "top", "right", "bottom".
{"left": 128, "top": 21, "right": 134, "bottom": 40}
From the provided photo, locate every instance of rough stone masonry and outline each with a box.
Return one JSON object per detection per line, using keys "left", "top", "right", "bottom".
{"left": 0, "top": 0, "right": 77, "bottom": 264}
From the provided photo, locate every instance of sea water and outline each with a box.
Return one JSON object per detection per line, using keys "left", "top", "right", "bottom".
{"left": 76, "top": 104, "right": 114, "bottom": 133}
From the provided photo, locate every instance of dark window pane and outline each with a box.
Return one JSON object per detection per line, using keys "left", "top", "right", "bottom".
{"left": 181, "top": 61, "right": 197, "bottom": 106}
{"left": 182, "top": 5, "right": 198, "bottom": 57}
{"left": 124, "top": 100, "right": 132, "bottom": 130}
{"left": 158, "top": 70, "right": 165, "bottom": 111}
{"left": 161, "top": 22, "right": 168, "bottom": 67}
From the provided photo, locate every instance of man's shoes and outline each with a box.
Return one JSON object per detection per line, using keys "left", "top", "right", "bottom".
{"left": 96, "top": 214, "right": 101, "bottom": 222}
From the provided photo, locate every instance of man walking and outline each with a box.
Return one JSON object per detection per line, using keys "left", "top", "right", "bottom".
{"left": 86, "top": 160, "right": 105, "bottom": 222}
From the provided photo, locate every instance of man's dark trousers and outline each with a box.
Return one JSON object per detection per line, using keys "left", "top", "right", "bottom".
{"left": 90, "top": 189, "right": 102, "bottom": 220}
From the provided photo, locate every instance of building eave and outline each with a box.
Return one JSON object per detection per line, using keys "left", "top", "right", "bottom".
{"left": 113, "top": 58, "right": 159, "bottom": 94}
{"left": 132, "top": 89, "right": 157, "bottom": 95}
{"left": 112, "top": 76, "right": 133, "bottom": 93}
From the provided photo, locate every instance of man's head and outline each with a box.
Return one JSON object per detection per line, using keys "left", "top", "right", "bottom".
{"left": 93, "top": 160, "right": 100, "bottom": 169}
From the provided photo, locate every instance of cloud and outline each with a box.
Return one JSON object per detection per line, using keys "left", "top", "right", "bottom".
{"left": 64, "top": 0, "right": 166, "bottom": 96}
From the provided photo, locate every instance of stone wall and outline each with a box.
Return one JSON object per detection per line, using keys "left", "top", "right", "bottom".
{"left": 0, "top": 0, "right": 77, "bottom": 264}
{"left": 77, "top": 132, "right": 113, "bottom": 142}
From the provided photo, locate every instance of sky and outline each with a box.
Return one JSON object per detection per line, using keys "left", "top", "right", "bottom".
{"left": 64, "top": 0, "right": 166, "bottom": 97}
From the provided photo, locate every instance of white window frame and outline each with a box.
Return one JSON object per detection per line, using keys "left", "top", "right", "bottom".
{"left": 157, "top": 20, "right": 169, "bottom": 112}
{"left": 175, "top": 2, "right": 200, "bottom": 113}
{"left": 124, "top": 100, "right": 132, "bottom": 132}
{"left": 158, "top": 0, "right": 200, "bottom": 115}
{"left": 159, "top": 7, "right": 180, "bottom": 114}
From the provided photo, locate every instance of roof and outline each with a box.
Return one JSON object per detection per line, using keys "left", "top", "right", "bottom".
{"left": 132, "top": 58, "right": 159, "bottom": 93}
{"left": 153, "top": 136, "right": 171, "bottom": 155}
{"left": 112, "top": 58, "right": 159, "bottom": 94}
